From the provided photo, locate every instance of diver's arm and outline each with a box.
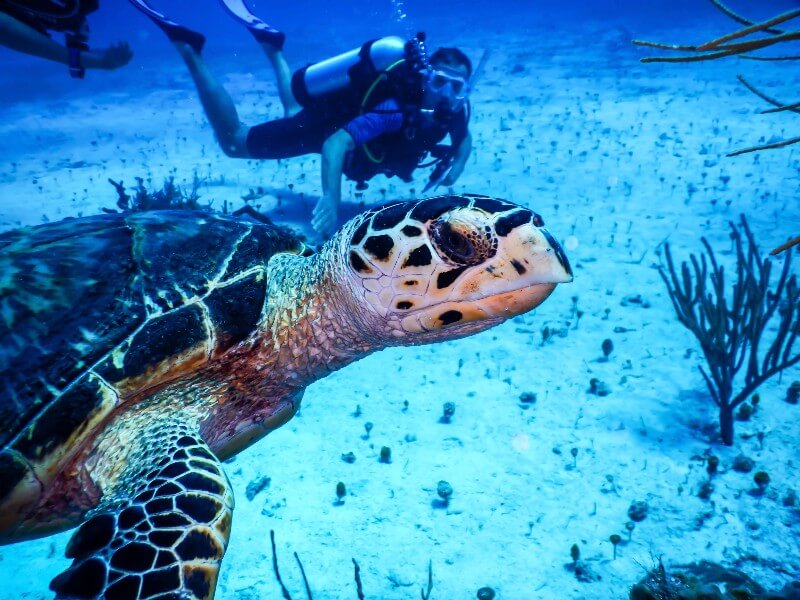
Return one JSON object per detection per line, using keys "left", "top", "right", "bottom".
{"left": 313, "top": 129, "right": 355, "bottom": 236}
{"left": 0, "top": 12, "right": 131, "bottom": 70}
{"left": 442, "top": 130, "right": 472, "bottom": 186}
{"left": 0, "top": 12, "right": 71, "bottom": 63}
{"left": 320, "top": 129, "right": 355, "bottom": 204}
{"left": 313, "top": 105, "right": 399, "bottom": 235}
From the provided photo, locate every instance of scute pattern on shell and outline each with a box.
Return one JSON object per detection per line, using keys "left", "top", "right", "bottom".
{"left": 0, "top": 210, "right": 302, "bottom": 495}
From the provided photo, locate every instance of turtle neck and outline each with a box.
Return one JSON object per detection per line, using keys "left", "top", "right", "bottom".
{"left": 260, "top": 224, "right": 391, "bottom": 393}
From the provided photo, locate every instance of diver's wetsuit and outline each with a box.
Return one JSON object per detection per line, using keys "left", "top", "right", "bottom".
{"left": 245, "top": 95, "right": 469, "bottom": 184}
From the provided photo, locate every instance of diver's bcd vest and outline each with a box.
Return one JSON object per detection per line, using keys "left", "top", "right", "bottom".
{"left": 342, "top": 100, "right": 469, "bottom": 187}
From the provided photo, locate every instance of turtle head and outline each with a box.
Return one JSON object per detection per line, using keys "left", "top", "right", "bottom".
{"left": 336, "top": 194, "right": 572, "bottom": 343}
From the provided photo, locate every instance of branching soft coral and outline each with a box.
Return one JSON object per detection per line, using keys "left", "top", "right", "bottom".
{"left": 660, "top": 216, "right": 799, "bottom": 445}
{"left": 633, "top": 1, "right": 800, "bottom": 156}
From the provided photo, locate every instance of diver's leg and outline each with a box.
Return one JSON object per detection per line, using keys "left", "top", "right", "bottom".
{"left": 173, "top": 42, "right": 251, "bottom": 157}
{"left": 130, "top": 0, "right": 251, "bottom": 156}
{"left": 260, "top": 46, "right": 301, "bottom": 118}
{"left": 216, "top": 0, "right": 299, "bottom": 117}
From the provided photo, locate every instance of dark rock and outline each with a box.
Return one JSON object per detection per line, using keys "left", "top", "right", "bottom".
{"left": 732, "top": 454, "right": 755, "bottom": 473}
{"left": 245, "top": 475, "right": 271, "bottom": 501}
{"left": 620, "top": 294, "right": 651, "bottom": 308}
{"left": 786, "top": 381, "right": 800, "bottom": 404}
{"left": 477, "top": 587, "right": 496, "bottom": 600}
{"left": 588, "top": 378, "right": 611, "bottom": 396}
{"left": 735, "top": 402, "right": 753, "bottom": 421}
{"left": 628, "top": 500, "right": 649, "bottom": 522}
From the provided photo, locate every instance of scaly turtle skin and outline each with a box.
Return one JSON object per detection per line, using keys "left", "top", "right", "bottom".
{"left": 0, "top": 194, "right": 571, "bottom": 599}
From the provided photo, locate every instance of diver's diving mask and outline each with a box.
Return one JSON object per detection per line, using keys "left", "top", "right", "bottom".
{"left": 427, "top": 69, "right": 469, "bottom": 100}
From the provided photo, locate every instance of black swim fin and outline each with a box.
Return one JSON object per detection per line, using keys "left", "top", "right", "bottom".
{"left": 217, "top": 0, "right": 285, "bottom": 50}
{"left": 128, "top": 0, "right": 205, "bottom": 53}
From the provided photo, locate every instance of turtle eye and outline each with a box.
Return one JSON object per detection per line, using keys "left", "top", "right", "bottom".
{"left": 445, "top": 229, "right": 474, "bottom": 261}
{"left": 430, "top": 219, "right": 480, "bottom": 265}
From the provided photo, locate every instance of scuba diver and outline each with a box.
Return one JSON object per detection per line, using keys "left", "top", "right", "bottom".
{"left": 129, "top": 0, "right": 474, "bottom": 237}
{"left": 0, "top": 1, "right": 132, "bottom": 78}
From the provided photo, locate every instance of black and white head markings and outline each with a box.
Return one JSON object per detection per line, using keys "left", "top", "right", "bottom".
{"left": 343, "top": 194, "right": 572, "bottom": 339}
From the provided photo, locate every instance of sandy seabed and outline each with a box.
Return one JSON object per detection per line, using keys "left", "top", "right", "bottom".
{"left": 0, "top": 12, "right": 798, "bottom": 600}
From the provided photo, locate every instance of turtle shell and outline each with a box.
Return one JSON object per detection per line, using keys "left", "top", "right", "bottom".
{"left": 0, "top": 210, "right": 303, "bottom": 518}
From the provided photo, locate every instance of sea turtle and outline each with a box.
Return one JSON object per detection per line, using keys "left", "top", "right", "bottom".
{"left": 0, "top": 194, "right": 572, "bottom": 599}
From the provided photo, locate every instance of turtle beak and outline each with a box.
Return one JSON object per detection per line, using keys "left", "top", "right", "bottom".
{"left": 403, "top": 222, "right": 572, "bottom": 334}
{"left": 542, "top": 228, "right": 573, "bottom": 281}
{"left": 447, "top": 223, "right": 572, "bottom": 321}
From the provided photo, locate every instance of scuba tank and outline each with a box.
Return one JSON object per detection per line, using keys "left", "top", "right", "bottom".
{"left": 290, "top": 34, "right": 429, "bottom": 108}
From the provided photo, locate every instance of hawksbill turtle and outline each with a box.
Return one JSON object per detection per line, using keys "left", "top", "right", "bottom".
{"left": 0, "top": 194, "right": 572, "bottom": 599}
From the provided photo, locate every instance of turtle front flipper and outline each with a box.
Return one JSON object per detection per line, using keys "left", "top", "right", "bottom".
{"left": 50, "top": 422, "right": 234, "bottom": 600}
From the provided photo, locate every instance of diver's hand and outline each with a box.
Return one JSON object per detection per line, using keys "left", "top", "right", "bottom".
{"left": 441, "top": 131, "right": 472, "bottom": 186}
{"left": 441, "top": 158, "right": 467, "bottom": 186}
{"left": 312, "top": 194, "right": 339, "bottom": 238}
{"left": 87, "top": 42, "right": 133, "bottom": 70}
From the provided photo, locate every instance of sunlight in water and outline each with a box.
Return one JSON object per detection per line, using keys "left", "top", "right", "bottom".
{"left": 511, "top": 432, "right": 531, "bottom": 453}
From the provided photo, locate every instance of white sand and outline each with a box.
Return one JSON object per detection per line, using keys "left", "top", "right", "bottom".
{"left": 0, "top": 15, "right": 798, "bottom": 600}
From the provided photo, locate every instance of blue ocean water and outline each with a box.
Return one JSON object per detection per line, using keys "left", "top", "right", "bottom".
{"left": 1, "top": 1, "right": 799, "bottom": 599}
{"left": 3, "top": 0, "right": 793, "bottom": 107}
